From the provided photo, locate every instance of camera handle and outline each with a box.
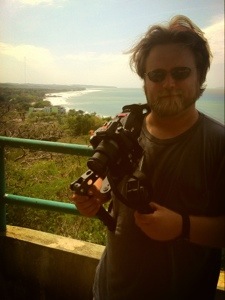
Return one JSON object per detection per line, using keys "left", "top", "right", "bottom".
{"left": 70, "top": 170, "right": 116, "bottom": 231}
{"left": 107, "top": 170, "right": 154, "bottom": 214}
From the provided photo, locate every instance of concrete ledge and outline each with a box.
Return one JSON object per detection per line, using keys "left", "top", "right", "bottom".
{"left": 0, "top": 225, "right": 105, "bottom": 300}
{"left": 217, "top": 270, "right": 224, "bottom": 291}
{"left": 0, "top": 226, "right": 224, "bottom": 299}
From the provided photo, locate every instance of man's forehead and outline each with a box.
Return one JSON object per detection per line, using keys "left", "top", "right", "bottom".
{"left": 146, "top": 44, "right": 195, "bottom": 67}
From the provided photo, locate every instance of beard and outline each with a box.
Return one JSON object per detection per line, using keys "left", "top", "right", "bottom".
{"left": 146, "top": 90, "right": 198, "bottom": 117}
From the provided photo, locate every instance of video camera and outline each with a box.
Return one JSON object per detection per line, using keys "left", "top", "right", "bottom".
{"left": 70, "top": 104, "right": 153, "bottom": 231}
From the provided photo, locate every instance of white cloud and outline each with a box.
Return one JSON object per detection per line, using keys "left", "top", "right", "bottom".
{"left": 65, "top": 52, "right": 126, "bottom": 64}
{"left": 0, "top": 42, "right": 55, "bottom": 67}
{"left": 204, "top": 16, "right": 224, "bottom": 64}
{"left": 61, "top": 51, "right": 138, "bottom": 87}
{"left": 15, "top": 0, "right": 66, "bottom": 6}
{"left": 203, "top": 15, "right": 224, "bottom": 88}
{"left": 16, "top": 0, "right": 53, "bottom": 5}
{"left": 0, "top": 42, "right": 60, "bottom": 84}
{"left": 0, "top": 41, "right": 139, "bottom": 87}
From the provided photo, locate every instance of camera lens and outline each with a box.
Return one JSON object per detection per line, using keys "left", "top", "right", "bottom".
{"left": 87, "top": 139, "right": 119, "bottom": 176}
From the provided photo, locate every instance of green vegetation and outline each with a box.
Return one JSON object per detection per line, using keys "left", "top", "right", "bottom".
{"left": 6, "top": 152, "right": 107, "bottom": 245}
{"left": 0, "top": 84, "right": 111, "bottom": 245}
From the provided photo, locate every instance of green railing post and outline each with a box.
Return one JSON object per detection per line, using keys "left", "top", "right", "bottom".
{"left": 0, "top": 145, "right": 6, "bottom": 232}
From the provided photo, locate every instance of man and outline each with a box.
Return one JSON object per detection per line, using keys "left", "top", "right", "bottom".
{"left": 72, "top": 15, "right": 225, "bottom": 300}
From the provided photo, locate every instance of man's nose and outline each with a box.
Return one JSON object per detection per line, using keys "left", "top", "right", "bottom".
{"left": 162, "top": 73, "right": 176, "bottom": 88}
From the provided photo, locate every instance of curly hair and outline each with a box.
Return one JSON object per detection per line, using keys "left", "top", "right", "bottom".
{"left": 128, "top": 15, "right": 212, "bottom": 95}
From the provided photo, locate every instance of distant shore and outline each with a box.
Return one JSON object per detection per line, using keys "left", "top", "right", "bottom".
{"left": 44, "top": 89, "right": 102, "bottom": 108}
{"left": 42, "top": 87, "right": 224, "bottom": 122}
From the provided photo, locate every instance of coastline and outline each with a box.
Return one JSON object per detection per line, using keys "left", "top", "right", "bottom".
{"left": 44, "top": 89, "right": 102, "bottom": 109}
{"left": 43, "top": 87, "right": 224, "bottom": 123}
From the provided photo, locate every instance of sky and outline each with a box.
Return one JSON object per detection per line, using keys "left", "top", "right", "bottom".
{"left": 0, "top": 0, "right": 224, "bottom": 88}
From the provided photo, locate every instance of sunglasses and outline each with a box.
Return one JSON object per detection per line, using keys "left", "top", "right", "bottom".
{"left": 145, "top": 67, "right": 192, "bottom": 83}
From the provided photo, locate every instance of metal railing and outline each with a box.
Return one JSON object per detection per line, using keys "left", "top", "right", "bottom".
{"left": 0, "top": 136, "right": 93, "bottom": 232}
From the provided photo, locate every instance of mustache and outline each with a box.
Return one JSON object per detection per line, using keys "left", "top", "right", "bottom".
{"left": 158, "top": 91, "right": 182, "bottom": 97}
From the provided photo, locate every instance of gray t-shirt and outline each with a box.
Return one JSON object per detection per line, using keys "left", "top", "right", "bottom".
{"left": 93, "top": 112, "right": 225, "bottom": 300}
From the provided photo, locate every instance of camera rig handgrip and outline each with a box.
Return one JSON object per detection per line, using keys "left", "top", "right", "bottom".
{"left": 70, "top": 170, "right": 116, "bottom": 231}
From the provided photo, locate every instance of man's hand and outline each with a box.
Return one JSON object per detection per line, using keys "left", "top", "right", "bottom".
{"left": 134, "top": 202, "right": 182, "bottom": 241}
{"left": 71, "top": 179, "right": 106, "bottom": 217}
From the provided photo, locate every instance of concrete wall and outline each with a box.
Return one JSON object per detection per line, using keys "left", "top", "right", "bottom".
{"left": 0, "top": 226, "right": 105, "bottom": 300}
{"left": 0, "top": 226, "right": 224, "bottom": 300}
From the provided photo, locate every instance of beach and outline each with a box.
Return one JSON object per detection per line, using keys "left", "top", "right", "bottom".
{"left": 44, "top": 89, "right": 102, "bottom": 108}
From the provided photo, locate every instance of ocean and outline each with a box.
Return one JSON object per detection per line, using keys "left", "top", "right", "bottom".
{"left": 45, "top": 87, "right": 224, "bottom": 124}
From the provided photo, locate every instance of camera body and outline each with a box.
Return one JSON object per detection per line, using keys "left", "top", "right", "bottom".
{"left": 87, "top": 104, "right": 149, "bottom": 178}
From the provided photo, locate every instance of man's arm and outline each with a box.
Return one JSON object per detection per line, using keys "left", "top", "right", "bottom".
{"left": 134, "top": 202, "right": 225, "bottom": 248}
{"left": 190, "top": 214, "right": 225, "bottom": 248}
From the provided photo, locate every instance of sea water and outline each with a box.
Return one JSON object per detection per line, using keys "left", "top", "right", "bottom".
{"left": 45, "top": 87, "right": 224, "bottom": 124}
